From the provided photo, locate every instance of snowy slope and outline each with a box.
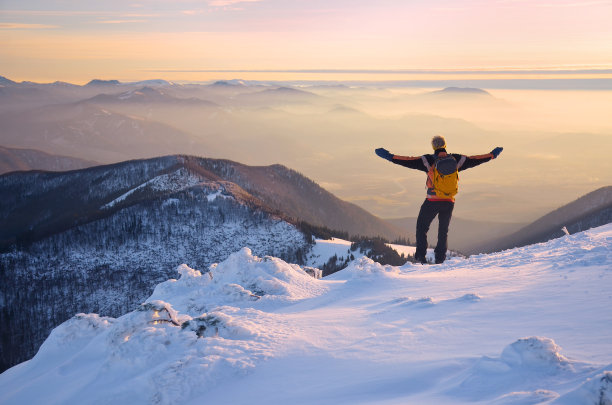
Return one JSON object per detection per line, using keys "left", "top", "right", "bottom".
{"left": 1, "top": 225, "right": 611, "bottom": 404}
{"left": 306, "top": 238, "right": 432, "bottom": 268}
{"left": 305, "top": 237, "right": 361, "bottom": 268}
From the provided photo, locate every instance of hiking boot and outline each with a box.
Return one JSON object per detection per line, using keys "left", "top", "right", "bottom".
{"left": 415, "top": 255, "right": 428, "bottom": 264}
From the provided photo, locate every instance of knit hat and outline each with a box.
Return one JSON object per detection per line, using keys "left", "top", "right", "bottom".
{"left": 431, "top": 135, "right": 446, "bottom": 151}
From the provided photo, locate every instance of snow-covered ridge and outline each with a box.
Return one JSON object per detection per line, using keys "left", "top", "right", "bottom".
{"left": 1, "top": 225, "right": 611, "bottom": 404}
{"left": 102, "top": 168, "right": 225, "bottom": 209}
{"left": 1, "top": 155, "right": 314, "bottom": 373}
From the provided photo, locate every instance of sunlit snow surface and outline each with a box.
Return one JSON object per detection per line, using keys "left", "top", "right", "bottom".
{"left": 1, "top": 225, "right": 611, "bottom": 405}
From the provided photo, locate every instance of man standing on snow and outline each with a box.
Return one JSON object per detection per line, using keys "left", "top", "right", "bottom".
{"left": 375, "top": 136, "right": 503, "bottom": 264}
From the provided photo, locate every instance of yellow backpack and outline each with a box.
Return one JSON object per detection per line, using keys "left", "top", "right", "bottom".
{"left": 424, "top": 154, "right": 459, "bottom": 199}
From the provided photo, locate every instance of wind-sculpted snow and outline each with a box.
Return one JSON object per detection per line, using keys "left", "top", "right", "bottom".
{"left": 555, "top": 370, "right": 612, "bottom": 404}
{"left": 500, "top": 337, "right": 570, "bottom": 370}
{"left": 0, "top": 249, "right": 326, "bottom": 405}
{"left": 148, "top": 248, "right": 328, "bottom": 315}
{"left": 447, "top": 336, "right": 590, "bottom": 402}
{"left": 457, "top": 223, "right": 612, "bottom": 271}
{"left": 1, "top": 224, "right": 611, "bottom": 405}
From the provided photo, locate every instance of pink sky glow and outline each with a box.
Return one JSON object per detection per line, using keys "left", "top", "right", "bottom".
{"left": 1, "top": 0, "right": 611, "bottom": 82}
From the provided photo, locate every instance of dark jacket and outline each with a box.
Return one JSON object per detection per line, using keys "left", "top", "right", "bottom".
{"left": 391, "top": 148, "right": 493, "bottom": 172}
{"left": 390, "top": 148, "right": 494, "bottom": 201}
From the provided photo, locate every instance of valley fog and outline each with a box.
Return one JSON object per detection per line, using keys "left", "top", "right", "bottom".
{"left": 1, "top": 79, "right": 610, "bottom": 224}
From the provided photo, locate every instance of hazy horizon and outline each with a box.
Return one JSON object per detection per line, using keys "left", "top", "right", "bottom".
{"left": 1, "top": 76, "right": 610, "bottom": 225}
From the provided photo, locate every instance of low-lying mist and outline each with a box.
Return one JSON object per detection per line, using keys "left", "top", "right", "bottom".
{"left": 0, "top": 79, "right": 610, "bottom": 225}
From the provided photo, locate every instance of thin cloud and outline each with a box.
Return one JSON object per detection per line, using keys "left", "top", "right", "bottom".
{"left": 96, "top": 19, "right": 148, "bottom": 24}
{"left": 121, "top": 13, "right": 160, "bottom": 17}
{"left": 0, "top": 10, "right": 100, "bottom": 16}
{"left": 182, "top": 9, "right": 211, "bottom": 15}
{"left": 208, "top": 0, "right": 263, "bottom": 6}
{"left": 537, "top": 0, "right": 612, "bottom": 7}
{"left": 0, "top": 23, "right": 59, "bottom": 29}
{"left": 1, "top": 10, "right": 158, "bottom": 17}
{"left": 496, "top": 0, "right": 612, "bottom": 7}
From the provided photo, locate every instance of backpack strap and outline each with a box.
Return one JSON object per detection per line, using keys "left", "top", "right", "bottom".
{"left": 457, "top": 155, "right": 466, "bottom": 169}
{"left": 421, "top": 155, "right": 431, "bottom": 171}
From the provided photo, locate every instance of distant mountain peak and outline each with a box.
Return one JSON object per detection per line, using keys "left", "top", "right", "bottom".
{"left": 211, "top": 80, "right": 246, "bottom": 87}
{"left": 329, "top": 104, "right": 364, "bottom": 115}
{"left": 87, "top": 86, "right": 216, "bottom": 106}
{"left": 86, "top": 79, "right": 121, "bottom": 86}
{"left": 126, "top": 79, "right": 172, "bottom": 87}
{"left": 139, "top": 86, "right": 161, "bottom": 93}
{"left": 269, "top": 86, "right": 306, "bottom": 94}
{"left": 254, "top": 86, "right": 320, "bottom": 99}
{"left": 117, "top": 86, "right": 165, "bottom": 99}
{"left": 0, "top": 75, "right": 17, "bottom": 86}
{"left": 433, "top": 87, "right": 491, "bottom": 96}
{"left": 51, "top": 81, "right": 78, "bottom": 87}
{"left": 0, "top": 146, "right": 98, "bottom": 175}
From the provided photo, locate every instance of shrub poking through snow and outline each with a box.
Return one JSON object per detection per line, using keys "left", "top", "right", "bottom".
{"left": 555, "top": 370, "right": 612, "bottom": 404}
{"left": 303, "top": 266, "right": 323, "bottom": 279}
{"left": 597, "top": 372, "right": 612, "bottom": 405}
{"left": 181, "top": 314, "right": 222, "bottom": 338}
{"left": 137, "top": 301, "right": 181, "bottom": 326}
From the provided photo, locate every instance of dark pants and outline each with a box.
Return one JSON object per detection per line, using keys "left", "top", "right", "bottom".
{"left": 415, "top": 199, "right": 454, "bottom": 264}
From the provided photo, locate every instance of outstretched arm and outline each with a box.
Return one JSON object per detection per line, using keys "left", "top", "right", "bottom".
{"left": 375, "top": 148, "right": 428, "bottom": 172}
{"left": 458, "top": 147, "right": 503, "bottom": 171}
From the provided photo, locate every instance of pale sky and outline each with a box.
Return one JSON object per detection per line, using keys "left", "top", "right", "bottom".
{"left": 1, "top": 0, "right": 612, "bottom": 83}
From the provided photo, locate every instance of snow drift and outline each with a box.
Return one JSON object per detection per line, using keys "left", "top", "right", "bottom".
{"left": 1, "top": 224, "right": 611, "bottom": 405}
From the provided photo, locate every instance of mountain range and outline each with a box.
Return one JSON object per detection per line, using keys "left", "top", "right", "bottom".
{"left": 1, "top": 74, "right": 537, "bottom": 225}
{"left": 85, "top": 86, "right": 218, "bottom": 106}
{"left": 1, "top": 75, "right": 608, "bottom": 246}
{"left": 0, "top": 155, "right": 404, "bottom": 372}
{"left": 0, "top": 101, "right": 204, "bottom": 162}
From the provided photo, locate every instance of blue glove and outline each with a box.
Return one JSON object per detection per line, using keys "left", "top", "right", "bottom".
{"left": 375, "top": 147, "right": 393, "bottom": 161}
{"left": 490, "top": 147, "right": 503, "bottom": 158}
